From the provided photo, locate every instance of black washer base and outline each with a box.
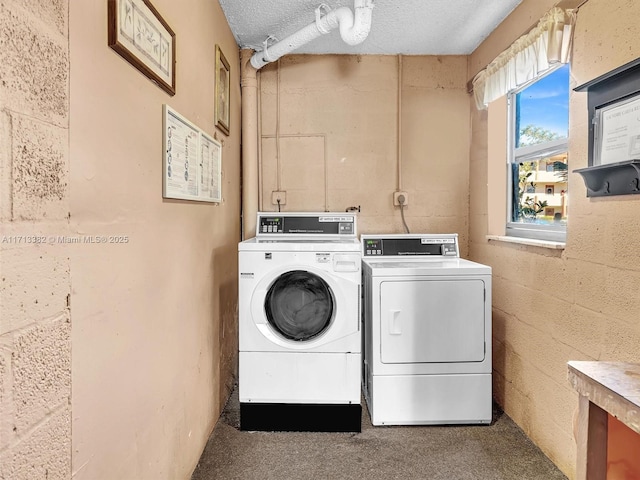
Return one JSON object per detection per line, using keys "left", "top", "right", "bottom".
{"left": 240, "top": 402, "right": 362, "bottom": 432}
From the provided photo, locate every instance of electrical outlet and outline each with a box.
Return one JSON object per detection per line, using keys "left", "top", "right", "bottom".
{"left": 393, "top": 191, "right": 408, "bottom": 206}
{"left": 271, "top": 191, "right": 287, "bottom": 205}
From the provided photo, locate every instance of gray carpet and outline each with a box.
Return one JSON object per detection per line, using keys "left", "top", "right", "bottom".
{"left": 192, "top": 387, "right": 567, "bottom": 480}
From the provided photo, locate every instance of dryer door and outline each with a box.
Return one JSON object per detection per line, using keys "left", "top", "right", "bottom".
{"left": 264, "top": 270, "right": 334, "bottom": 341}
{"left": 380, "top": 278, "right": 486, "bottom": 363}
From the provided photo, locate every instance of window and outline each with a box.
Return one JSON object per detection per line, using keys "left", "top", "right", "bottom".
{"left": 507, "top": 64, "right": 570, "bottom": 242}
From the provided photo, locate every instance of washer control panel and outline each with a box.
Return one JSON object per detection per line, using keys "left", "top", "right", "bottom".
{"left": 257, "top": 213, "right": 356, "bottom": 236}
{"left": 259, "top": 216, "right": 284, "bottom": 234}
{"left": 362, "top": 235, "right": 459, "bottom": 257}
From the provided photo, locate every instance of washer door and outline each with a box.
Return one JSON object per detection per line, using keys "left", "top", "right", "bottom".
{"left": 264, "top": 270, "right": 334, "bottom": 341}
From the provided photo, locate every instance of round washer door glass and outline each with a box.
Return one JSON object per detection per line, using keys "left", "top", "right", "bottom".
{"left": 264, "top": 270, "right": 335, "bottom": 341}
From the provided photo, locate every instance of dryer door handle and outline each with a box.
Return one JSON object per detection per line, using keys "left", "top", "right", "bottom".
{"left": 389, "top": 309, "right": 401, "bottom": 335}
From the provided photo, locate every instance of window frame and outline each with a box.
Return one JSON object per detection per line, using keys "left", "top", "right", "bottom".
{"left": 506, "top": 64, "right": 569, "bottom": 243}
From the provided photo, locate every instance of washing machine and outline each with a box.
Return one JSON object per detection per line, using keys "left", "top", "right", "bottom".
{"left": 361, "top": 233, "right": 492, "bottom": 426}
{"left": 238, "top": 212, "right": 362, "bottom": 432}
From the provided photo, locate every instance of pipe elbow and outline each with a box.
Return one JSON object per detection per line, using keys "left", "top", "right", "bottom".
{"left": 334, "top": 3, "right": 374, "bottom": 46}
{"left": 250, "top": 0, "right": 374, "bottom": 70}
{"left": 250, "top": 54, "right": 266, "bottom": 70}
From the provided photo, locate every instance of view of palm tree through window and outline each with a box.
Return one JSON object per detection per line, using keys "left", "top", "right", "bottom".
{"left": 512, "top": 64, "right": 570, "bottom": 226}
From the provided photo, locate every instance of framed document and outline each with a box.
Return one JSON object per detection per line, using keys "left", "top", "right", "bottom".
{"left": 199, "top": 132, "right": 222, "bottom": 203}
{"left": 108, "top": 0, "right": 176, "bottom": 96}
{"left": 214, "top": 45, "right": 230, "bottom": 135}
{"left": 163, "top": 105, "right": 222, "bottom": 203}
{"left": 595, "top": 93, "right": 640, "bottom": 165}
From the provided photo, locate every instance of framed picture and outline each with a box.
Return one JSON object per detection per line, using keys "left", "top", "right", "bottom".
{"left": 594, "top": 93, "right": 640, "bottom": 165}
{"left": 215, "top": 44, "right": 230, "bottom": 135}
{"left": 108, "top": 0, "right": 176, "bottom": 96}
{"left": 163, "top": 105, "right": 222, "bottom": 203}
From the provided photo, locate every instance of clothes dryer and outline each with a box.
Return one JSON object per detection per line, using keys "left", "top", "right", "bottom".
{"left": 361, "top": 234, "right": 492, "bottom": 426}
{"left": 239, "top": 213, "right": 361, "bottom": 431}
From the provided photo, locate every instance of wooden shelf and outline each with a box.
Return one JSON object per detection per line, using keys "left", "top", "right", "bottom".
{"left": 568, "top": 361, "right": 640, "bottom": 479}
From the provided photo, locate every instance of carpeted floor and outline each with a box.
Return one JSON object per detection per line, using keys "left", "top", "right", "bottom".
{"left": 191, "top": 387, "right": 567, "bottom": 480}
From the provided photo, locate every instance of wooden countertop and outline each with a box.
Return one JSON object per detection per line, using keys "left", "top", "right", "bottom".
{"left": 568, "top": 361, "right": 640, "bottom": 435}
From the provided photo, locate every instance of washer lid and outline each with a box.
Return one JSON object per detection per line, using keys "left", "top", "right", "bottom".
{"left": 239, "top": 236, "right": 361, "bottom": 252}
{"left": 364, "top": 258, "right": 491, "bottom": 276}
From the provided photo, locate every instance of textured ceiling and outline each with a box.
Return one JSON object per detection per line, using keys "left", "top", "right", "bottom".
{"left": 219, "top": 0, "right": 524, "bottom": 56}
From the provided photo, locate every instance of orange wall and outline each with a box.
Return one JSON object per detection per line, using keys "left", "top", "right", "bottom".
{"left": 607, "top": 414, "right": 640, "bottom": 479}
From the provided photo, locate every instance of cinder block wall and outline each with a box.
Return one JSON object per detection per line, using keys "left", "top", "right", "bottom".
{"left": 0, "top": 0, "right": 72, "bottom": 478}
{"left": 258, "top": 55, "right": 471, "bottom": 252}
{"left": 468, "top": 0, "right": 640, "bottom": 477}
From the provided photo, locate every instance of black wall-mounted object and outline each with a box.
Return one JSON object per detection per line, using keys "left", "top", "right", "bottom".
{"left": 573, "top": 57, "right": 640, "bottom": 197}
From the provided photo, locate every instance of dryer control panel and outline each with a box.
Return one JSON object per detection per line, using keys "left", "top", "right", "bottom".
{"left": 257, "top": 213, "right": 356, "bottom": 236}
{"left": 362, "top": 234, "right": 459, "bottom": 257}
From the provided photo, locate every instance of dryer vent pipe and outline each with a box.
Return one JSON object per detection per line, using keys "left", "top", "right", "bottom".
{"left": 250, "top": 0, "right": 375, "bottom": 70}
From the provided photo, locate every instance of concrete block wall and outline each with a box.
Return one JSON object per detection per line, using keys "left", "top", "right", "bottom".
{"left": 468, "top": 0, "right": 640, "bottom": 477}
{"left": 258, "top": 55, "right": 471, "bottom": 253}
{"left": 0, "top": 0, "right": 72, "bottom": 478}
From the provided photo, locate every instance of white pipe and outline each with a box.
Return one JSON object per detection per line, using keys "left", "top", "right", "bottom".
{"left": 250, "top": 0, "right": 374, "bottom": 70}
{"left": 257, "top": 71, "right": 263, "bottom": 212}
{"left": 241, "top": 50, "right": 259, "bottom": 239}
{"left": 397, "top": 54, "right": 403, "bottom": 191}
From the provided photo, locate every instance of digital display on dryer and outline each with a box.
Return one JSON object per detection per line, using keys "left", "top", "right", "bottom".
{"left": 364, "top": 239, "right": 383, "bottom": 256}
{"left": 363, "top": 238, "right": 458, "bottom": 257}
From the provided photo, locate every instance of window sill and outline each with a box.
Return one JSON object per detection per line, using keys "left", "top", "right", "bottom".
{"left": 486, "top": 235, "right": 565, "bottom": 250}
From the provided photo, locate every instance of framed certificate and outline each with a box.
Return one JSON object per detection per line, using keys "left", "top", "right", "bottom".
{"left": 163, "top": 105, "right": 222, "bottom": 203}
{"left": 595, "top": 93, "right": 640, "bottom": 165}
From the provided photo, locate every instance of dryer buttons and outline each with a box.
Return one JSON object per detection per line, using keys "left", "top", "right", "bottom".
{"left": 339, "top": 222, "right": 354, "bottom": 234}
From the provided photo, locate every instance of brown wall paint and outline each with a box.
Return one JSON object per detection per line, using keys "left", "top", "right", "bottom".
{"left": 69, "top": 1, "right": 241, "bottom": 478}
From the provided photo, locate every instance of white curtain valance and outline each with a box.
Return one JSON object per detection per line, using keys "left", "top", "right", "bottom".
{"left": 472, "top": 7, "right": 576, "bottom": 110}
